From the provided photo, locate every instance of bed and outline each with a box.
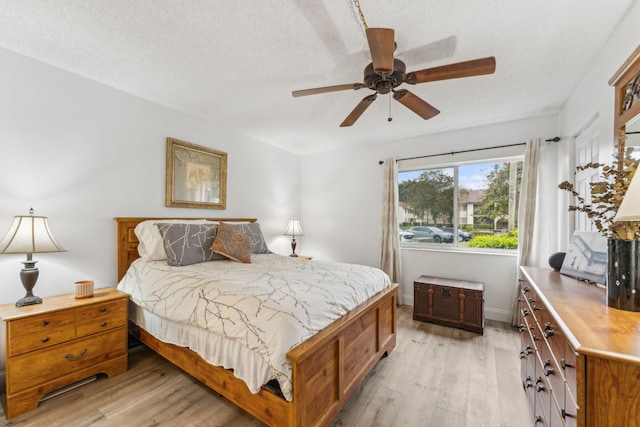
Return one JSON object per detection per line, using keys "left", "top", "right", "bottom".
{"left": 115, "top": 217, "right": 398, "bottom": 427}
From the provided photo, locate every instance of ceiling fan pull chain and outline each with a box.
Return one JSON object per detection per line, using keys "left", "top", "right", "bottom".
{"left": 388, "top": 92, "right": 393, "bottom": 122}
{"left": 353, "top": 0, "right": 368, "bottom": 29}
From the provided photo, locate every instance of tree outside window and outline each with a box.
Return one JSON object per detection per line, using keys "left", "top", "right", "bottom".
{"left": 398, "top": 159, "right": 523, "bottom": 250}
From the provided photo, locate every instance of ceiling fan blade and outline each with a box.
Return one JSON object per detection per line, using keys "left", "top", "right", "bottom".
{"left": 393, "top": 89, "right": 440, "bottom": 120}
{"left": 405, "top": 57, "right": 496, "bottom": 84}
{"left": 292, "top": 83, "right": 365, "bottom": 97}
{"left": 366, "top": 28, "right": 395, "bottom": 75}
{"left": 340, "top": 94, "right": 377, "bottom": 127}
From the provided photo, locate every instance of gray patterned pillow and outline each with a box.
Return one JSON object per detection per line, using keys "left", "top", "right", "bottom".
{"left": 157, "top": 223, "right": 227, "bottom": 266}
{"left": 228, "top": 223, "right": 271, "bottom": 254}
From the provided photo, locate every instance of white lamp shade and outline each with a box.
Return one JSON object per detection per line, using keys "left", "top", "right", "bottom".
{"left": 0, "top": 215, "right": 66, "bottom": 254}
{"left": 283, "top": 219, "right": 304, "bottom": 237}
{"left": 615, "top": 169, "right": 640, "bottom": 222}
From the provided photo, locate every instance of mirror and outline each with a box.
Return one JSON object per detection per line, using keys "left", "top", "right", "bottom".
{"left": 627, "top": 115, "right": 640, "bottom": 161}
{"left": 609, "top": 45, "right": 640, "bottom": 165}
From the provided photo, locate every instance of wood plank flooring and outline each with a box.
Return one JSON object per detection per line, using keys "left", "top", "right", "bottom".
{"left": 0, "top": 306, "right": 533, "bottom": 427}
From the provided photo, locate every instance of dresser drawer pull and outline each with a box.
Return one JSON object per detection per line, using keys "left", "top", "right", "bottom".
{"left": 522, "top": 285, "right": 530, "bottom": 294}
{"left": 523, "top": 376, "right": 533, "bottom": 389}
{"left": 65, "top": 349, "right": 87, "bottom": 361}
{"left": 535, "top": 377, "right": 546, "bottom": 392}
{"left": 519, "top": 346, "right": 533, "bottom": 359}
{"left": 100, "top": 307, "right": 108, "bottom": 313}
{"left": 518, "top": 324, "right": 525, "bottom": 333}
{"left": 41, "top": 337, "right": 50, "bottom": 343}
{"left": 41, "top": 320, "right": 50, "bottom": 326}
{"left": 561, "top": 358, "right": 574, "bottom": 370}
{"left": 543, "top": 364, "right": 555, "bottom": 377}
{"left": 522, "top": 308, "right": 530, "bottom": 317}
{"left": 101, "top": 321, "right": 108, "bottom": 327}
{"left": 440, "top": 288, "right": 451, "bottom": 298}
{"left": 543, "top": 322, "right": 555, "bottom": 338}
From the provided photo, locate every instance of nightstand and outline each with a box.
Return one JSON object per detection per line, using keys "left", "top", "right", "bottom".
{"left": 1, "top": 287, "right": 129, "bottom": 419}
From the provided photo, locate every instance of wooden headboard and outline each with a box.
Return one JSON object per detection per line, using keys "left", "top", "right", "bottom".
{"left": 114, "top": 217, "right": 258, "bottom": 282}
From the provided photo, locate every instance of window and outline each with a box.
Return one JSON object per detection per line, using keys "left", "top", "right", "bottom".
{"left": 398, "top": 158, "right": 523, "bottom": 250}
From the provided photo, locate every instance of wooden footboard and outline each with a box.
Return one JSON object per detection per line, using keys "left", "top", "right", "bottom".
{"left": 115, "top": 217, "right": 397, "bottom": 426}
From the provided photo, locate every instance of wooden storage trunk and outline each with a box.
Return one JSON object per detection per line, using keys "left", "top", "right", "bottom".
{"left": 413, "top": 276, "right": 484, "bottom": 335}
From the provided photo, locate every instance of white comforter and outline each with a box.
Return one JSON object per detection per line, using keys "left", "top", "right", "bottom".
{"left": 117, "top": 254, "right": 391, "bottom": 401}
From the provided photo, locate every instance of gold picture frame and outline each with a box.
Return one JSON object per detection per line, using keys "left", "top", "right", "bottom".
{"left": 166, "top": 138, "right": 227, "bottom": 209}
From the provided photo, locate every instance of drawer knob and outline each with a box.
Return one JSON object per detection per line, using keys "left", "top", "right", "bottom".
{"left": 543, "top": 322, "right": 555, "bottom": 338}
{"left": 41, "top": 336, "right": 50, "bottom": 343}
{"left": 518, "top": 324, "right": 525, "bottom": 333}
{"left": 523, "top": 376, "right": 533, "bottom": 389}
{"left": 65, "top": 349, "right": 87, "bottom": 361}
{"left": 41, "top": 320, "right": 50, "bottom": 326}
{"left": 535, "top": 377, "right": 545, "bottom": 392}
{"left": 522, "top": 308, "right": 530, "bottom": 317}
{"left": 523, "top": 286, "right": 530, "bottom": 294}
{"left": 101, "top": 321, "right": 108, "bottom": 327}
{"left": 100, "top": 307, "right": 108, "bottom": 313}
{"left": 440, "top": 288, "right": 451, "bottom": 298}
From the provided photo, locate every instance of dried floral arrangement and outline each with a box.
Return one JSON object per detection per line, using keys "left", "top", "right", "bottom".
{"left": 558, "top": 152, "right": 640, "bottom": 240}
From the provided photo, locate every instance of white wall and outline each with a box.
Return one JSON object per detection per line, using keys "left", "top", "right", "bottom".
{"left": 558, "top": 1, "right": 640, "bottom": 167}
{"left": 300, "top": 1, "right": 640, "bottom": 322}
{"left": 0, "top": 47, "right": 301, "bottom": 308}
{"left": 300, "top": 114, "right": 558, "bottom": 321}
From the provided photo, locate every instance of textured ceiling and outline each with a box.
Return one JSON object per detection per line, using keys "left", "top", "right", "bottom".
{"left": 0, "top": 1, "right": 634, "bottom": 155}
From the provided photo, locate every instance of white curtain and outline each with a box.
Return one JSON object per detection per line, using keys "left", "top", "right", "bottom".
{"left": 511, "top": 138, "right": 561, "bottom": 324}
{"left": 380, "top": 158, "right": 403, "bottom": 304}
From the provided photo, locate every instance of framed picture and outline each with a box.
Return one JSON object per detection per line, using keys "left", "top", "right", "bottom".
{"left": 166, "top": 138, "right": 227, "bottom": 209}
{"left": 560, "top": 231, "right": 607, "bottom": 286}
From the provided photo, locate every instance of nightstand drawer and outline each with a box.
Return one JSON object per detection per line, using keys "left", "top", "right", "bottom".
{"left": 7, "top": 310, "right": 75, "bottom": 340}
{"left": 7, "top": 326, "right": 127, "bottom": 394}
{"left": 75, "top": 299, "right": 127, "bottom": 337}
{"left": 8, "top": 326, "right": 75, "bottom": 357}
{"left": 74, "top": 299, "right": 127, "bottom": 323}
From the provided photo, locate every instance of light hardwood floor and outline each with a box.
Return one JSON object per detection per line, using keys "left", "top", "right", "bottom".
{"left": 0, "top": 306, "right": 533, "bottom": 427}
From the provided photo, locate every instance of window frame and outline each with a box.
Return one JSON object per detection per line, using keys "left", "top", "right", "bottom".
{"left": 398, "top": 152, "right": 524, "bottom": 253}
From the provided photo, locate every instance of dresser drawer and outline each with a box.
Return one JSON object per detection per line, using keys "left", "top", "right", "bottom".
{"left": 7, "top": 310, "right": 75, "bottom": 340}
{"left": 8, "top": 325, "right": 75, "bottom": 357}
{"left": 75, "top": 300, "right": 127, "bottom": 337}
{"left": 74, "top": 299, "right": 127, "bottom": 323}
{"left": 7, "top": 326, "right": 127, "bottom": 394}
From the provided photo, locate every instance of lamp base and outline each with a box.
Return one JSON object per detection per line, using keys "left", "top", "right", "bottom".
{"left": 17, "top": 256, "right": 42, "bottom": 307}
{"left": 16, "top": 294, "right": 43, "bottom": 307}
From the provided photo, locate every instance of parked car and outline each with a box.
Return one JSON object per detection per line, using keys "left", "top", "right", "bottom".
{"left": 407, "top": 226, "right": 454, "bottom": 243}
{"left": 399, "top": 228, "right": 415, "bottom": 242}
{"left": 440, "top": 227, "right": 474, "bottom": 242}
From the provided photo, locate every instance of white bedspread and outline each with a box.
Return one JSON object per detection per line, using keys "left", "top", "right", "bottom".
{"left": 117, "top": 254, "right": 391, "bottom": 401}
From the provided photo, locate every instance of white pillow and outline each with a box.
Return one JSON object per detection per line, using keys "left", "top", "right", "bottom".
{"left": 135, "top": 219, "right": 216, "bottom": 260}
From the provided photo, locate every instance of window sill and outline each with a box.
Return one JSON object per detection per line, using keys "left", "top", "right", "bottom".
{"left": 400, "top": 245, "right": 518, "bottom": 257}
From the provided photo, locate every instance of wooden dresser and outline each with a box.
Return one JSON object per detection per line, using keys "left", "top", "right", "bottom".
{"left": 519, "top": 267, "right": 640, "bottom": 427}
{"left": 1, "top": 287, "right": 129, "bottom": 419}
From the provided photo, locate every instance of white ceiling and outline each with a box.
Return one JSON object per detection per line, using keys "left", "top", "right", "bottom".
{"left": 0, "top": 1, "right": 635, "bottom": 155}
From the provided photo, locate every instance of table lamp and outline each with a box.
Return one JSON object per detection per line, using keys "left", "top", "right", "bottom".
{"left": 614, "top": 168, "right": 640, "bottom": 221}
{"left": 0, "top": 209, "right": 66, "bottom": 306}
{"left": 283, "top": 219, "right": 304, "bottom": 257}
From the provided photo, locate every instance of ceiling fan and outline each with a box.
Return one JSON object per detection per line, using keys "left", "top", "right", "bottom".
{"left": 292, "top": 28, "right": 496, "bottom": 127}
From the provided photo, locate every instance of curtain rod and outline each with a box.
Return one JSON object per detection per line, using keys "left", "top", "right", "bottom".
{"left": 378, "top": 136, "right": 561, "bottom": 164}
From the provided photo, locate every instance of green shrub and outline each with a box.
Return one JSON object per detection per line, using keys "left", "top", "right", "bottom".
{"left": 467, "top": 229, "right": 518, "bottom": 250}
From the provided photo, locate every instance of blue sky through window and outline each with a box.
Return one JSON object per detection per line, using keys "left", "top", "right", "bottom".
{"left": 399, "top": 162, "right": 498, "bottom": 190}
